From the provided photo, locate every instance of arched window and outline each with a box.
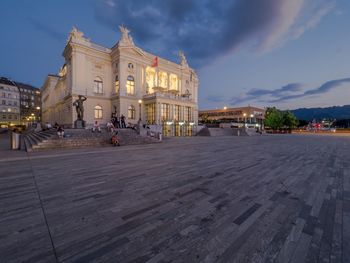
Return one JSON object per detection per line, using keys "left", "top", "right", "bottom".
{"left": 128, "top": 105, "right": 135, "bottom": 119}
{"left": 169, "top": 74, "right": 178, "bottom": 91}
{"left": 94, "top": 105, "right": 103, "bottom": 119}
{"left": 115, "top": 75, "right": 119, "bottom": 93}
{"left": 128, "top": 63, "right": 134, "bottom": 69}
{"left": 94, "top": 77, "right": 103, "bottom": 94}
{"left": 158, "top": 71, "right": 168, "bottom": 88}
{"left": 146, "top": 67, "right": 157, "bottom": 94}
{"left": 126, "top": 75, "right": 135, "bottom": 95}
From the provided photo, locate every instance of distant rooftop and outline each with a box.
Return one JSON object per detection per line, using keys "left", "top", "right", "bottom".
{"left": 0, "top": 77, "right": 16, "bottom": 86}
{"left": 15, "top": 81, "right": 40, "bottom": 91}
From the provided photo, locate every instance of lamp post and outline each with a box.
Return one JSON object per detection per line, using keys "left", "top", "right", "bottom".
{"left": 138, "top": 99, "right": 142, "bottom": 122}
{"left": 250, "top": 114, "right": 254, "bottom": 124}
{"left": 31, "top": 113, "right": 35, "bottom": 126}
{"left": 36, "top": 106, "right": 41, "bottom": 122}
{"left": 243, "top": 113, "right": 247, "bottom": 127}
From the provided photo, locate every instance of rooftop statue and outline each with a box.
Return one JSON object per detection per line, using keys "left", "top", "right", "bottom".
{"left": 119, "top": 25, "right": 135, "bottom": 46}
{"left": 68, "top": 27, "right": 84, "bottom": 42}
{"left": 179, "top": 51, "right": 189, "bottom": 67}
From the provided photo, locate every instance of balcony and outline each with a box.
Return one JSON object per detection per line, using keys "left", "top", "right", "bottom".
{"left": 143, "top": 89, "right": 193, "bottom": 102}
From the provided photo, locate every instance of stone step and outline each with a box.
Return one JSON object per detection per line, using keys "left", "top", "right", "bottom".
{"left": 30, "top": 128, "right": 160, "bottom": 151}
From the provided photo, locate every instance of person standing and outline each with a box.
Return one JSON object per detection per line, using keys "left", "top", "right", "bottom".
{"left": 114, "top": 116, "right": 120, "bottom": 128}
{"left": 121, "top": 114, "right": 126, "bottom": 128}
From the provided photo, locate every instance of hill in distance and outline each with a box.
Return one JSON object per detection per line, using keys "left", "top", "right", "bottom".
{"left": 291, "top": 105, "right": 350, "bottom": 121}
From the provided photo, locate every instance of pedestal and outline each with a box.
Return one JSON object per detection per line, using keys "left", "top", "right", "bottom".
{"left": 74, "top": 120, "right": 85, "bottom": 129}
{"left": 137, "top": 121, "right": 147, "bottom": 136}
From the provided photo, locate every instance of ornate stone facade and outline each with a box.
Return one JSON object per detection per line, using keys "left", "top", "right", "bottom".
{"left": 0, "top": 77, "right": 20, "bottom": 126}
{"left": 42, "top": 26, "right": 199, "bottom": 135}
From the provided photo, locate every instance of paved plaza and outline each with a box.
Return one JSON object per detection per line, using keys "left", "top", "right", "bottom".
{"left": 1, "top": 135, "right": 350, "bottom": 262}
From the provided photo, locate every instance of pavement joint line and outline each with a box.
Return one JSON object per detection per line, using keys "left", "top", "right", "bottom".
{"left": 0, "top": 144, "right": 160, "bottom": 162}
{"left": 25, "top": 151, "right": 59, "bottom": 263}
{"left": 0, "top": 139, "right": 204, "bottom": 163}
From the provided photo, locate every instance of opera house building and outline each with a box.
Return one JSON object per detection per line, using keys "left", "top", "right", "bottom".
{"left": 42, "top": 26, "right": 199, "bottom": 136}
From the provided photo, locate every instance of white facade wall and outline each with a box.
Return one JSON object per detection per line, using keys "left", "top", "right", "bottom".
{"left": 42, "top": 27, "right": 199, "bottom": 133}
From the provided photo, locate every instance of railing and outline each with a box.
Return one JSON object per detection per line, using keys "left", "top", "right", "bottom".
{"left": 143, "top": 92, "right": 193, "bottom": 102}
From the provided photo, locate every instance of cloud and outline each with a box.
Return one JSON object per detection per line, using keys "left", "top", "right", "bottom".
{"left": 272, "top": 78, "right": 350, "bottom": 102}
{"left": 291, "top": 1, "right": 335, "bottom": 39}
{"left": 228, "top": 83, "right": 303, "bottom": 105}
{"left": 28, "top": 17, "right": 65, "bottom": 42}
{"left": 247, "top": 83, "right": 303, "bottom": 97}
{"left": 93, "top": 0, "right": 334, "bottom": 68}
{"left": 206, "top": 95, "right": 226, "bottom": 103}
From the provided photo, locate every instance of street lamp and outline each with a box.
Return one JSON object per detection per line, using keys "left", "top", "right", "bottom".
{"left": 243, "top": 113, "right": 247, "bottom": 127}
{"left": 36, "top": 106, "right": 41, "bottom": 122}
{"left": 138, "top": 99, "right": 142, "bottom": 121}
{"left": 250, "top": 114, "right": 254, "bottom": 124}
{"left": 223, "top": 106, "right": 227, "bottom": 110}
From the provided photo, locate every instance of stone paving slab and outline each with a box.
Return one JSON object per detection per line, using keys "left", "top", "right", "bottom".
{"left": 0, "top": 134, "right": 349, "bottom": 262}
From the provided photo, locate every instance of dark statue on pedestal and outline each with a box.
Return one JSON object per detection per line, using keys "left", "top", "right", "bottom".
{"left": 73, "top": 95, "right": 87, "bottom": 128}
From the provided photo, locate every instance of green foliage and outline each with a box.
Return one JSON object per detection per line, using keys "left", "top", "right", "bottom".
{"left": 264, "top": 107, "right": 283, "bottom": 130}
{"left": 282, "top": 110, "right": 299, "bottom": 129}
{"left": 264, "top": 107, "right": 298, "bottom": 130}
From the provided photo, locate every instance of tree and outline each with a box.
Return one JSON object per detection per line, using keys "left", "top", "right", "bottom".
{"left": 264, "top": 107, "right": 283, "bottom": 130}
{"left": 282, "top": 111, "right": 299, "bottom": 130}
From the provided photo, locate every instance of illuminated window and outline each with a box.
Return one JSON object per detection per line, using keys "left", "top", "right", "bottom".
{"left": 169, "top": 74, "right": 178, "bottom": 91}
{"left": 146, "top": 103, "right": 156, "bottom": 124}
{"left": 94, "top": 105, "right": 103, "bottom": 119}
{"left": 146, "top": 67, "right": 157, "bottom": 93}
{"left": 128, "top": 105, "right": 135, "bottom": 119}
{"left": 115, "top": 75, "right": 119, "bottom": 93}
{"left": 126, "top": 76, "right": 135, "bottom": 95}
{"left": 93, "top": 77, "right": 103, "bottom": 94}
{"left": 158, "top": 71, "right": 168, "bottom": 88}
{"left": 174, "top": 105, "right": 180, "bottom": 121}
{"left": 184, "top": 107, "right": 192, "bottom": 122}
{"left": 161, "top": 103, "right": 170, "bottom": 120}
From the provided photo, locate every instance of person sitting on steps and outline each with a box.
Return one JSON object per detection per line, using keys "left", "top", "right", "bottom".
{"left": 57, "top": 126, "right": 64, "bottom": 138}
{"left": 92, "top": 121, "right": 101, "bottom": 133}
{"left": 111, "top": 130, "right": 120, "bottom": 146}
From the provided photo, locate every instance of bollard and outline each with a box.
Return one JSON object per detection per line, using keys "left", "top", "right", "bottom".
{"left": 11, "top": 132, "right": 21, "bottom": 150}
{"left": 159, "top": 132, "right": 162, "bottom": 141}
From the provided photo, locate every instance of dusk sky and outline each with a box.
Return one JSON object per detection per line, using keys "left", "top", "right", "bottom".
{"left": 1, "top": 0, "right": 349, "bottom": 110}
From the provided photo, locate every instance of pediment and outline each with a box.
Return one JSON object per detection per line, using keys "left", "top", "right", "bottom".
{"left": 119, "top": 45, "right": 145, "bottom": 57}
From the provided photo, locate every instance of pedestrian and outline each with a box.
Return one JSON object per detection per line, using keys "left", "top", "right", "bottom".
{"left": 57, "top": 126, "right": 65, "bottom": 138}
{"left": 114, "top": 116, "right": 120, "bottom": 129}
{"left": 92, "top": 121, "right": 101, "bottom": 133}
{"left": 107, "top": 121, "right": 114, "bottom": 132}
{"left": 121, "top": 114, "right": 126, "bottom": 128}
{"left": 111, "top": 116, "right": 116, "bottom": 128}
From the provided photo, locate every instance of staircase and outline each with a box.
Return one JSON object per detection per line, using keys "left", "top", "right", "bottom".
{"left": 24, "top": 128, "right": 160, "bottom": 152}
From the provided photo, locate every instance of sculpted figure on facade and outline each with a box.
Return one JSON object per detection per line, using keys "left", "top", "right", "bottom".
{"left": 73, "top": 95, "right": 87, "bottom": 120}
{"left": 179, "top": 51, "right": 189, "bottom": 67}
{"left": 118, "top": 25, "right": 135, "bottom": 46}
{"left": 68, "top": 27, "right": 84, "bottom": 42}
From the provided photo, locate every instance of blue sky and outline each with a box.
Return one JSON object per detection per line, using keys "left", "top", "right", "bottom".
{"left": 0, "top": 0, "right": 349, "bottom": 110}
